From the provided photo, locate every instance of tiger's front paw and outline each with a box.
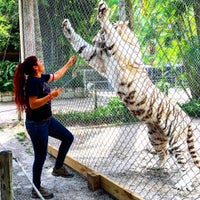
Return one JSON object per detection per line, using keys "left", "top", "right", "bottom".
{"left": 97, "top": 1, "right": 110, "bottom": 23}
{"left": 61, "top": 19, "right": 73, "bottom": 40}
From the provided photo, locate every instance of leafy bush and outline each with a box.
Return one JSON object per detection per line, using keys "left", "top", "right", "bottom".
{"left": 180, "top": 99, "right": 200, "bottom": 118}
{"left": 0, "top": 60, "right": 17, "bottom": 92}
{"left": 54, "top": 97, "right": 139, "bottom": 126}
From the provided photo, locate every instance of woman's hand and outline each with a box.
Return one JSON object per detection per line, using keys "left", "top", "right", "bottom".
{"left": 51, "top": 87, "right": 64, "bottom": 98}
{"left": 29, "top": 87, "right": 64, "bottom": 110}
{"left": 67, "top": 55, "right": 76, "bottom": 66}
{"left": 50, "top": 55, "right": 76, "bottom": 82}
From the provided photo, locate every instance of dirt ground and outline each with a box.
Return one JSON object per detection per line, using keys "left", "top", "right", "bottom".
{"left": 0, "top": 121, "right": 115, "bottom": 200}
{"left": 1, "top": 99, "right": 200, "bottom": 200}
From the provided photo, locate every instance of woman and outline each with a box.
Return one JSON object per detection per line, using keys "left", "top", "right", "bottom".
{"left": 14, "top": 55, "right": 76, "bottom": 199}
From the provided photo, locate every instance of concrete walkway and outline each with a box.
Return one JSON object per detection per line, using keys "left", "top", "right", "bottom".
{"left": 0, "top": 101, "right": 19, "bottom": 125}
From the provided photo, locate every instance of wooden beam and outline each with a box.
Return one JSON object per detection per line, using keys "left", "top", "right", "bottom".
{"left": 87, "top": 171, "right": 101, "bottom": 191}
{"left": 100, "top": 174, "right": 143, "bottom": 200}
{"left": 48, "top": 144, "right": 144, "bottom": 200}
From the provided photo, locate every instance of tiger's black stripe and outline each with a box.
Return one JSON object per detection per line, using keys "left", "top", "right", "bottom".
{"left": 77, "top": 45, "right": 87, "bottom": 54}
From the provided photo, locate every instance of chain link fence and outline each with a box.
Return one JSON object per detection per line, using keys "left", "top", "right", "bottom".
{"left": 22, "top": 0, "right": 200, "bottom": 199}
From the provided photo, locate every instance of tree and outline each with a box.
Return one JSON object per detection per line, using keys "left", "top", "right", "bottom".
{"left": 185, "top": 0, "right": 200, "bottom": 99}
{"left": 168, "top": 0, "right": 200, "bottom": 99}
{"left": 133, "top": 0, "right": 200, "bottom": 99}
{"left": 118, "top": 0, "right": 134, "bottom": 29}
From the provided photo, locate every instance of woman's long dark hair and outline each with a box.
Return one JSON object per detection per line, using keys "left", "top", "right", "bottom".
{"left": 14, "top": 56, "right": 38, "bottom": 112}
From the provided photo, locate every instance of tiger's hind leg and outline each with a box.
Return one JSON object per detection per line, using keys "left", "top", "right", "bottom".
{"left": 174, "top": 163, "right": 193, "bottom": 191}
{"left": 148, "top": 127, "right": 193, "bottom": 191}
{"left": 148, "top": 139, "right": 170, "bottom": 170}
{"left": 147, "top": 124, "right": 170, "bottom": 169}
{"left": 172, "top": 143, "right": 194, "bottom": 191}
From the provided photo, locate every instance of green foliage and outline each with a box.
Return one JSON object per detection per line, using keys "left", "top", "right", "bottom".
{"left": 16, "top": 131, "right": 26, "bottom": 142}
{"left": 156, "top": 76, "right": 170, "bottom": 95}
{"left": 0, "top": 60, "right": 17, "bottom": 92}
{"left": 181, "top": 44, "right": 200, "bottom": 99}
{"left": 180, "top": 99, "right": 200, "bottom": 117}
{"left": 137, "top": 1, "right": 184, "bottom": 66}
{"left": 0, "top": 0, "right": 19, "bottom": 52}
{"left": 54, "top": 97, "right": 139, "bottom": 126}
{"left": 131, "top": 0, "right": 200, "bottom": 98}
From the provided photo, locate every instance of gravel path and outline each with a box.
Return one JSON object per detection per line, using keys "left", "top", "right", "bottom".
{"left": 0, "top": 122, "right": 114, "bottom": 200}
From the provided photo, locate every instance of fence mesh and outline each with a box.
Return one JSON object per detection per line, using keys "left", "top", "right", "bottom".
{"left": 22, "top": 0, "right": 200, "bottom": 199}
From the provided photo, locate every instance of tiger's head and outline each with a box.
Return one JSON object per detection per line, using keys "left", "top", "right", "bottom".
{"left": 92, "top": 20, "right": 137, "bottom": 54}
{"left": 113, "top": 20, "right": 140, "bottom": 48}
{"left": 113, "top": 20, "right": 129, "bottom": 35}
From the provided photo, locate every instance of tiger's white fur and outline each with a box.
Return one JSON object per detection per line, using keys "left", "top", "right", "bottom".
{"left": 62, "top": 1, "right": 200, "bottom": 191}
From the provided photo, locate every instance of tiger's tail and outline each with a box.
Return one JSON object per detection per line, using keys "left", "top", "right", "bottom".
{"left": 187, "top": 125, "right": 200, "bottom": 169}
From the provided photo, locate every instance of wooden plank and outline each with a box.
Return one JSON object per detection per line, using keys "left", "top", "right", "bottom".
{"left": 100, "top": 174, "right": 144, "bottom": 200}
{"left": 87, "top": 171, "right": 101, "bottom": 191}
{"left": 47, "top": 144, "right": 144, "bottom": 200}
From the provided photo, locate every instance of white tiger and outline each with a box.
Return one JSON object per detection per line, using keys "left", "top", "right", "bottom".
{"left": 61, "top": 1, "right": 200, "bottom": 191}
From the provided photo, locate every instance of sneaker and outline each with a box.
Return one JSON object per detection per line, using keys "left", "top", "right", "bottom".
{"left": 32, "top": 187, "right": 54, "bottom": 199}
{"left": 52, "top": 166, "right": 74, "bottom": 178}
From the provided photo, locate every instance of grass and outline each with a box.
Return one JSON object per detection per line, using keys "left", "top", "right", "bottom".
{"left": 54, "top": 96, "right": 200, "bottom": 127}
{"left": 16, "top": 131, "right": 26, "bottom": 142}
{"left": 54, "top": 97, "right": 139, "bottom": 126}
{"left": 179, "top": 98, "right": 200, "bottom": 117}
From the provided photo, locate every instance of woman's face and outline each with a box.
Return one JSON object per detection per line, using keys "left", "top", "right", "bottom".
{"left": 37, "top": 59, "right": 45, "bottom": 73}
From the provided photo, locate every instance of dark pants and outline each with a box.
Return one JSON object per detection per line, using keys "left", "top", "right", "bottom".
{"left": 25, "top": 116, "right": 74, "bottom": 188}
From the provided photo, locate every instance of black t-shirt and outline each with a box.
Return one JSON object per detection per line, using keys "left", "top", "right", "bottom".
{"left": 25, "top": 74, "right": 52, "bottom": 121}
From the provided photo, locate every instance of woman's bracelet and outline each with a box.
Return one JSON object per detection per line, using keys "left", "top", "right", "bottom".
{"left": 48, "top": 93, "right": 53, "bottom": 100}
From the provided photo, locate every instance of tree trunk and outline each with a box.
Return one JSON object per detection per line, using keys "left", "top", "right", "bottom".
{"left": 34, "top": 0, "right": 44, "bottom": 62}
{"left": 22, "top": 0, "right": 36, "bottom": 57}
{"left": 20, "top": 0, "right": 43, "bottom": 60}
{"left": 0, "top": 151, "right": 14, "bottom": 200}
{"left": 118, "top": 0, "right": 134, "bottom": 30}
{"left": 185, "top": 0, "right": 200, "bottom": 99}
